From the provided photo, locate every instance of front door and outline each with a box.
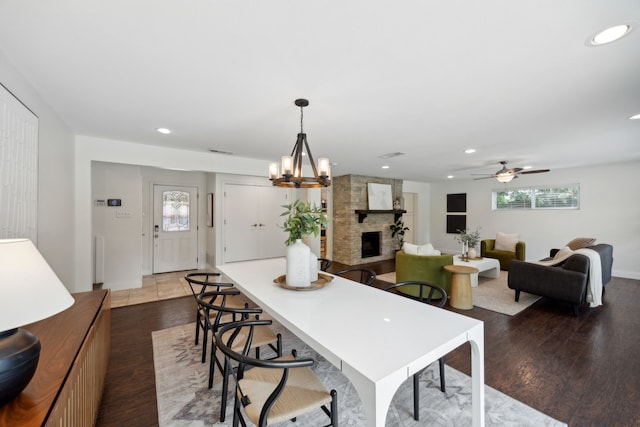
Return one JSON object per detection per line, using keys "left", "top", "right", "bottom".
{"left": 153, "top": 185, "right": 198, "bottom": 273}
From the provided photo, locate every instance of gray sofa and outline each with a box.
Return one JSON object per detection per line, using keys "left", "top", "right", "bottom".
{"left": 507, "top": 244, "right": 613, "bottom": 316}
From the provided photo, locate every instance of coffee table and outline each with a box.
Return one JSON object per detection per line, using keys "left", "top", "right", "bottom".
{"left": 453, "top": 255, "right": 500, "bottom": 287}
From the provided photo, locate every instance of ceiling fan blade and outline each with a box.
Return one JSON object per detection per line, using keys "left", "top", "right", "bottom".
{"left": 520, "top": 169, "right": 550, "bottom": 175}
{"left": 473, "top": 176, "right": 496, "bottom": 180}
{"left": 506, "top": 167, "right": 523, "bottom": 174}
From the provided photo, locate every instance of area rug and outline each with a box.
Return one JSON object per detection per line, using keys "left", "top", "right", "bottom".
{"left": 153, "top": 321, "right": 566, "bottom": 427}
{"left": 377, "top": 271, "right": 539, "bottom": 316}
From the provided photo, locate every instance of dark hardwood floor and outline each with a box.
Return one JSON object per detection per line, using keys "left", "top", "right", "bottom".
{"left": 96, "top": 260, "right": 640, "bottom": 426}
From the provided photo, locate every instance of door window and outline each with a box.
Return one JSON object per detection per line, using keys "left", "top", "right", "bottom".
{"left": 162, "top": 190, "right": 190, "bottom": 231}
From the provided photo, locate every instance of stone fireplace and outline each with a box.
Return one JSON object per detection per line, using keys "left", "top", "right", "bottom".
{"left": 361, "top": 231, "right": 381, "bottom": 258}
{"left": 332, "top": 175, "right": 403, "bottom": 265}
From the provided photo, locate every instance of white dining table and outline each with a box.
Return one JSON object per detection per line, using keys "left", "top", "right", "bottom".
{"left": 218, "top": 258, "right": 485, "bottom": 427}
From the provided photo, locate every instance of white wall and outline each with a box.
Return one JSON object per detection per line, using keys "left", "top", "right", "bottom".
{"left": 0, "top": 52, "right": 76, "bottom": 290}
{"left": 402, "top": 180, "right": 430, "bottom": 245}
{"left": 92, "top": 162, "right": 143, "bottom": 290}
{"left": 75, "top": 135, "right": 270, "bottom": 291}
{"left": 428, "top": 161, "right": 640, "bottom": 279}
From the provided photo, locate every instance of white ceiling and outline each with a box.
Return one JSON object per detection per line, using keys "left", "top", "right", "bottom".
{"left": 1, "top": 0, "right": 639, "bottom": 182}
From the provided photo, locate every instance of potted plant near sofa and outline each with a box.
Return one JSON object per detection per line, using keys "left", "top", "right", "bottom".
{"left": 389, "top": 217, "right": 410, "bottom": 250}
{"left": 454, "top": 228, "right": 481, "bottom": 259}
{"left": 281, "top": 200, "right": 327, "bottom": 287}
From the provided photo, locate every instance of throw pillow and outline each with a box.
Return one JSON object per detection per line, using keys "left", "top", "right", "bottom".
{"left": 403, "top": 242, "right": 442, "bottom": 256}
{"left": 494, "top": 232, "right": 519, "bottom": 252}
{"left": 403, "top": 242, "right": 419, "bottom": 255}
{"left": 417, "top": 243, "right": 441, "bottom": 256}
{"left": 554, "top": 245, "right": 574, "bottom": 260}
{"left": 565, "top": 237, "right": 596, "bottom": 250}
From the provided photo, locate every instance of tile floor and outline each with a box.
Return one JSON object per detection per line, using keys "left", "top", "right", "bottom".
{"left": 109, "top": 270, "right": 197, "bottom": 308}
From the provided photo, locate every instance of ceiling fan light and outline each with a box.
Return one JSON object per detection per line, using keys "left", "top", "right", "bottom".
{"left": 496, "top": 173, "right": 515, "bottom": 183}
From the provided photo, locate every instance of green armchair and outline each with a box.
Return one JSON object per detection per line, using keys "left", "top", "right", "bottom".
{"left": 480, "top": 239, "right": 526, "bottom": 270}
{"left": 395, "top": 250, "right": 453, "bottom": 294}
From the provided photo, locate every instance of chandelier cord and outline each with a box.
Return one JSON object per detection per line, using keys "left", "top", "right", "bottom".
{"left": 299, "top": 105, "right": 304, "bottom": 134}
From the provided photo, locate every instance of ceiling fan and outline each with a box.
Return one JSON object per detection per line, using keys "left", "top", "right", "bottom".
{"left": 473, "top": 161, "right": 550, "bottom": 183}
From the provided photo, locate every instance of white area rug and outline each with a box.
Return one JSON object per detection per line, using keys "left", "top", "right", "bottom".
{"left": 153, "top": 321, "right": 566, "bottom": 426}
{"left": 377, "top": 271, "right": 540, "bottom": 316}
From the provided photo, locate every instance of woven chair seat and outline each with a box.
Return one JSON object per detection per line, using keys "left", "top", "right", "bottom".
{"left": 239, "top": 355, "right": 333, "bottom": 425}
{"left": 219, "top": 324, "right": 279, "bottom": 352}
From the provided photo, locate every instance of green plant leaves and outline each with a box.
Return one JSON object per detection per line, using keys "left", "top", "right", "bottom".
{"left": 281, "top": 200, "right": 328, "bottom": 245}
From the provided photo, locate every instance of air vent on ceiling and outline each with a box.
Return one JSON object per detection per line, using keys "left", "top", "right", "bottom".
{"left": 209, "top": 149, "right": 234, "bottom": 155}
{"left": 378, "top": 152, "right": 405, "bottom": 159}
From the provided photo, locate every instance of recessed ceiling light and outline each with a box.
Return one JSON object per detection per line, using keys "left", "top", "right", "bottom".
{"left": 464, "top": 149, "right": 476, "bottom": 154}
{"left": 381, "top": 165, "right": 390, "bottom": 169}
{"left": 588, "top": 24, "right": 633, "bottom": 46}
{"left": 630, "top": 113, "right": 640, "bottom": 120}
{"left": 523, "top": 166, "right": 532, "bottom": 170}
{"left": 447, "top": 175, "right": 454, "bottom": 179}
{"left": 156, "top": 127, "right": 171, "bottom": 134}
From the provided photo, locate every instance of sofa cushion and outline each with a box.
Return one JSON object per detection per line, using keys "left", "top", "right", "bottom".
{"left": 565, "top": 237, "right": 596, "bottom": 250}
{"left": 402, "top": 242, "right": 441, "bottom": 256}
{"left": 495, "top": 232, "right": 519, "bottom": 252}
{"left": 403, "top": 242, "right": 419, "bottom": 255}
{"left": 554, "top": 246, "right": 574, "bottom": 260}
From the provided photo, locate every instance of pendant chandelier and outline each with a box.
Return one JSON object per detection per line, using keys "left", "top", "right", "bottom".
{"left": 269, "top": 99, "right": 331, "bottom": 188}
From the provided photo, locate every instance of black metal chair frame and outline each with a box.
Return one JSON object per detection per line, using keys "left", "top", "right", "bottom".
{"left": 185, "top": 272, "right": 238, "bottom": 363}
{"left": 197, "top": 293, "right": 282, "bottom": 422}
{"left": 318, "top": 257, "right": 332, "bottom": 271}
{"left": 215, "top": 319, "right": 338, "bottom": 427}
{"left": 383, "top": 280, "right": 447, "bottom": 421}
{"left": 334, "top": 267, "right": 377, "bottom": 286}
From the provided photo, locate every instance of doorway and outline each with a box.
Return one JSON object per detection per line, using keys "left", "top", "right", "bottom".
{"left": 153, "top": 184, "right": 199, "bottom": 273}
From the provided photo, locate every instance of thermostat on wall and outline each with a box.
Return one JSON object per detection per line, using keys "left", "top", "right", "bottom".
{"left": 107, "top": 199, "right": 122, "bottom": 207}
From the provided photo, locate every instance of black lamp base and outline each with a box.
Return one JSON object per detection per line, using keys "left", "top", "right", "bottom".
{"left": 0, "top": 328, "right": 41, "bottom": 407}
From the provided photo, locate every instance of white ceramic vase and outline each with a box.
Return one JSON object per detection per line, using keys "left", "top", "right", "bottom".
{"left": 286, "top": 239, "right": 311, "bottom": 287}
{"left": 309, "top": 251, "right": 319, "bottom": 283}
{"left": 468, "top": 247, "right": 477, "bottom": 259}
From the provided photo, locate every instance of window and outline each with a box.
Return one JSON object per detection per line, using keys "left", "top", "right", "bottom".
{"left": 162, "top": 190, "right": 190, "bottom": 231}
{"left": 493, "top": 185, "right": 580, "bottom": 210}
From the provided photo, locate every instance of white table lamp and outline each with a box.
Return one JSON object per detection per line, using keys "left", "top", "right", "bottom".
{"left": 0, "top": 239, "right": 75, "bottom": 406}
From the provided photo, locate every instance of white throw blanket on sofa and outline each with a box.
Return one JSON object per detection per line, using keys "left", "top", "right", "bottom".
{"left": 532, "top": 248, "right": 603, "bottom": 307}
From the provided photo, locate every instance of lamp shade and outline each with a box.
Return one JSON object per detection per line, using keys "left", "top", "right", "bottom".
{"left": 0, "top": 239, "right": 74, "bottom": 331}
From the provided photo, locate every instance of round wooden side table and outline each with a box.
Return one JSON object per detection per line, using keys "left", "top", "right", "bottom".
{"left": 444, "top": 264, "right": 479, "bottom": 310}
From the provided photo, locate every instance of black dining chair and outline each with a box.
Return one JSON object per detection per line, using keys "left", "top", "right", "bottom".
{"left": 196, "top": 292, "right": 282, "bottom": 422}
{"left": 334, "top": 267, "right": 377, "bottom": 286}
{"left": 318, "top": 257, "right": 332, "bottom": 272}
{"left": 383, "top": 281, "right": 447, "bottom": 421}
{"left": 185, "top": 272, "right": 251, "bottom": 363}
{"left": 215, "top": 319, "right": 338, "bottom": 427}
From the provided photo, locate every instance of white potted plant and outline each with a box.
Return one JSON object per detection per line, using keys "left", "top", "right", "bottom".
{"left": 454, "top": 228, "right": 481, "bottom": 260}
{"left": 281, "top": 200, "right": 328, "bottom": 286}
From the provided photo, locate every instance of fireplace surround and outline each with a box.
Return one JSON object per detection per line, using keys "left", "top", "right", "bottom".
{"left": 332, "top": 175, "right": 403, "bottom": 265}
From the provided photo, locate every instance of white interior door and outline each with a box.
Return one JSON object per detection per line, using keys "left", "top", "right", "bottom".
{"left": 153, "top": 185, "right": 198, "bottom": 273}
{"left": 223, "top": 184, "right": 288, "bottom": 263}
{"left": 403, "top": 192, "right": 417, "bottom": 244}
{"left": 257, "top": 187, "right": 288, "bottom": 259}
{"left": 224, "top": 184, "right": 260, "bottom": 262}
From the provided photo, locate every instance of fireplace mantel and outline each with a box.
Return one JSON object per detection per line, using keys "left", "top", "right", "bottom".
{"left": 355, "top": 209, "right": 406, "bottom": 223}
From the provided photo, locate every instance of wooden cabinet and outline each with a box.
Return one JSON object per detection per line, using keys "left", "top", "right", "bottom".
{"left": 0, "top": 291, "right": 111, "bottom": 427}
